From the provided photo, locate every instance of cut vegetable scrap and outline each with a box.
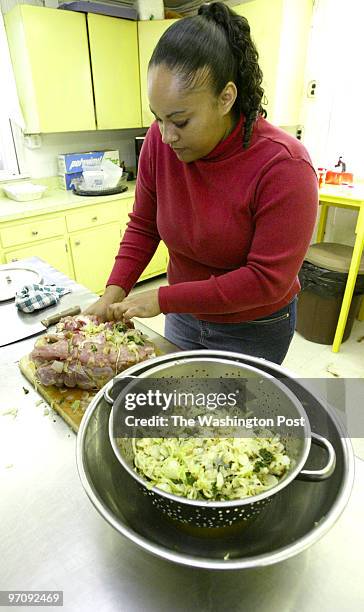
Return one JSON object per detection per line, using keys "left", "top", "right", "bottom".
{"left": 71, "top": 400, "right": 81, "bottom": 413}
{"left": 1, "top": 407, "right": 18, "bottom": 418}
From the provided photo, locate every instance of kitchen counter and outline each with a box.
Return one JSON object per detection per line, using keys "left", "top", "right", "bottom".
{"left": 0, "top": 260, "right": 363, "bottom": 612}
{"left": 0, "top": 180, "right": 136, "bottom": 222}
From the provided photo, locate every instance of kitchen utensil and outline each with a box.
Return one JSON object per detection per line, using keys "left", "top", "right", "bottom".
{"left": 76, "top": 350, "right": 354, "bottom": 569}
{"left": 0, "top": 304, "right": 81, "bottom": 347}
{"left": 106, "top": 354, "right": 336, "bottom": 528}
{"left": 0, "top": 266, "right": 42, "bottom": 301}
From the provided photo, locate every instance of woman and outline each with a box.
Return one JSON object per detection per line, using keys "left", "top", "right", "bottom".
{"left": 86, "top": 2, "right": 318, "bottom": 365}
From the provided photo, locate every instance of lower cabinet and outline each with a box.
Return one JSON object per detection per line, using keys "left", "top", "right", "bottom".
{"left": 0, "top": 195, "right": 168, "bottom": 294}
{"left": 5, "top": 238, "right": 72, "bottom": 277}
{"left": 69, "top": 222, "right": 122, "bottom": 294}
{"left": 140, "top": 241, "right": 169, "bottom": 282}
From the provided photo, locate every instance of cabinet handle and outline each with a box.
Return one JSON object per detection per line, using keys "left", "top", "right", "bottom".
{"left": 31, "top": 230, "right": 38, "bottom": 236}
{"left": 11, "top": 258, "right": 19, "bottom": 262}
{"left": 92, "top": 216, "right": 98, "bottom": 222}
{"left": 75, "top": 240, "right": 80, "bottom": 246}
{"left": 65, "top": 243, "right": 68, "bottom": 253}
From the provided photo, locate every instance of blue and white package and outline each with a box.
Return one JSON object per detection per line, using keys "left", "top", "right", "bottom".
{"left": 57, "top": 150, "right": 119, "bottom": 174}
{"left": 58, "top": 172, "right": 83, "bottom": 190}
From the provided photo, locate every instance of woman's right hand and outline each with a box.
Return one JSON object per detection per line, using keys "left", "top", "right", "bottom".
{"left": 83, "top": 285, "right": 126, "bottom": 322}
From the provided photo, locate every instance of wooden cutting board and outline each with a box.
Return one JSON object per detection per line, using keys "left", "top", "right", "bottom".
{"left": 19, "top": 355, "right": 97, "bottom": 433}
{"left": 19, "top": 345, "right": 167, "bottom": 433}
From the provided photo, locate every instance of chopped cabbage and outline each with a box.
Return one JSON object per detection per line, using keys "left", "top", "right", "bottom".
{"left": 132, "top": 435, "right": 291, "bottom": 501}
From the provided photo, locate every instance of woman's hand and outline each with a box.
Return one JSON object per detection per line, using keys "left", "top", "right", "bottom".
{"left": 83, "top": 285, "right": 126, "bottom": 321}
{"left": 107, "top": 289, "right": 161, "bottom": 321}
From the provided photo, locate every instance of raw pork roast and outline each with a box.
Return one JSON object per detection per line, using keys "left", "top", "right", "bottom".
{"left": 30, "top": 315, "right": 156, "bottom": 389}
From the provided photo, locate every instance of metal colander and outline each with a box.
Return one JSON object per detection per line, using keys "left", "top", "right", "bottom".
{"left": 105, "top": 351, "right": 336, "bottom": 529}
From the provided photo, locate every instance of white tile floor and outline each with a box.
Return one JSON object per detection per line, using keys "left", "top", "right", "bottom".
{"left": 131, "top": 276, "right": 364, "bottom": 458}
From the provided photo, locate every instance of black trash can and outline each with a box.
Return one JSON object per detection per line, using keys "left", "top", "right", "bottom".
{"left": 296, "top": 243, "right": 364, "bottom": 344}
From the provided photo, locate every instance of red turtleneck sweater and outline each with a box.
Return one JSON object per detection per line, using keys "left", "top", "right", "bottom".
{"left": 107, "top": 116, "right": 318, "bottom": 322}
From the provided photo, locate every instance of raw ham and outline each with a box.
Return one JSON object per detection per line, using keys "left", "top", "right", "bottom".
{"left": 30, "top": 315, "right": 156, "bottom": 389}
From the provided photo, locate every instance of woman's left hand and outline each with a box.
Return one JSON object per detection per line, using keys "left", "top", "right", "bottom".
{"left": 106, "top": 289, "right": 161, "bottom": 321}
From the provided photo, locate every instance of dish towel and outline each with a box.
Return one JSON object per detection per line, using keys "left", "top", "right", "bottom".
{"left": 15, "top": 283, "right": 71, "bottom": 313}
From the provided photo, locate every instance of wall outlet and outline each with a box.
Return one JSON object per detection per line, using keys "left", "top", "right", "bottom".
{"left": 307, "top": 80, "right": 317, "bottom": 98}
{"left": 296, "top": 125, "right": 304, "bottom": 140}
{"left": 24, "top": 134, "right": 42, "bottom": 149}
{"left": 279, "top": 125, "right": 304, "bottom": 141}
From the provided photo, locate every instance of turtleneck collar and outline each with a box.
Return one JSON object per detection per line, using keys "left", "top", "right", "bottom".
{"left": 198, "top": 114, "right": 246, "bottom": 163}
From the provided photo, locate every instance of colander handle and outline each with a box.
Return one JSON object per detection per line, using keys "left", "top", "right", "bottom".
{"left": 103, "top": 376, "right": 138, "bottom": 406}
{"left": 297, "top": 432, "right": 336, "bottom": 481}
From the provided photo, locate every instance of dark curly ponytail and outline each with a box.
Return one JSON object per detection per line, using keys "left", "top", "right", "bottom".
{"left": 149, "top": 1, "right": 265, "bottom": 149}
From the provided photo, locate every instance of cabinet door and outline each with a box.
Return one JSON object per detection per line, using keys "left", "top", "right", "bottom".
{"left": 88, "top": 14, "right": 141, "bottom": 129}
{"left": 234, "top": 1, "right": 283, "bottom": 122}
{"left": 234, "top": 0, "right": 312, "bottom": 125}
{"left": 5, "top": 5, "right": 95, "bottom": 133}
{"left": 70, "top": 223, "right": 121, "bottom": 294}
{"left": 119, "top": 198, "right": 168, "bottom": 282}
{"left": 138, "top": 20, "right": 178, "bottom": 127}
{"left": 5, "top": 239, "right": 72, "bottom": 277}
{"left": 139, "top": 241, "right": 168, "bottom": 282}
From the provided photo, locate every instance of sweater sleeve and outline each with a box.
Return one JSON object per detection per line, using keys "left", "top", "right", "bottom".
{"left": 158, "top": 158, "right": 318, "bottom": 314}
{"left": 106, "top": 127, "right": 161, "bottom": 293}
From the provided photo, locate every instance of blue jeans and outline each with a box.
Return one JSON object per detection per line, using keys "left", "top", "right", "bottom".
{"left": 164, "top": 299, "right": 297, "bottom": 365}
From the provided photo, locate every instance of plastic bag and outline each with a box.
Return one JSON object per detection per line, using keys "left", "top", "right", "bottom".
{"left": 299, "top": 261, "right": 364, "bottom": 297}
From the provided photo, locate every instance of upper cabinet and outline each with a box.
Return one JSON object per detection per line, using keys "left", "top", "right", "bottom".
{"left": 5, "top": 2, "right": 312, "bottom": 134}
{"left": 87, "top": 14, "right": 141, "bottom": 129}
{"left": 5, "top": 5, "right": 96, "bottom": 133}
{"left": 138, "top": 20, "right": 178, "bottom": 127}
{"left": 234, "top": 0, "right": 312, "bottom": 127}
{"left": 5, "top": 5, "right": 142, "bottom": 133}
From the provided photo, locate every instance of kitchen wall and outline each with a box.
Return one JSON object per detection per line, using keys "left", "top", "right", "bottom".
{"left": 301, "top": 0, "right": 364, "bottom": 247}
{"left": 18, "top": 127, "right": 147, "bottom": 178}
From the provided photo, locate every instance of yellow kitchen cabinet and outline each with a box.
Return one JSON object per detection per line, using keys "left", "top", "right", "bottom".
{"left": 67, "top": 198, "right": 131, "bottom": 294}
{"left": 138, "top": 20, "right": 178, "bottom": 127}
{"left": 120, "top": 197, "right": 168, "bottom": 282}
{"left": 0, "top": 217, "right": 66, "bottom": 249}
{"left": 87, "top": 14, "right": 141, "bottom": 129}
{"left": 5, "top": 238, "right": 72, "bottom": 277}
{"left": 69, "top": 223, "right": 122, "bottom": 294}
{"left": 139, "top": 241, "right": 169, "bottom": 282}
{"left": 0, "top": 212, "right": 72, "bottom": 276}
{"left": 234, "top": 0, "right": 312, "bottom": 126}
{"left": 0, "top": 189, "right": 167, "bottom": 295}
{"left": 5, "top": 5, "right": 96, "bottom": 133}
{"left": 66, "top": 200, "right": 125, "bottom": 233}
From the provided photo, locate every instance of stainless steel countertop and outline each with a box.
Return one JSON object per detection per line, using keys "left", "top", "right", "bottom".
{"left": 0, "top": 260, "right": 363, "bottom": 611}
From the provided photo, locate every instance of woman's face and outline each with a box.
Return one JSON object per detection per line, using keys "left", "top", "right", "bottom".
{"left": 147, "top": 64, "right": 235, "bottom": 163}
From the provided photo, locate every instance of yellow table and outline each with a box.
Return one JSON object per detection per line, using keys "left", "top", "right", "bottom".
{"left": 316, "top": 184, "right": 364, "bottom": 352}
